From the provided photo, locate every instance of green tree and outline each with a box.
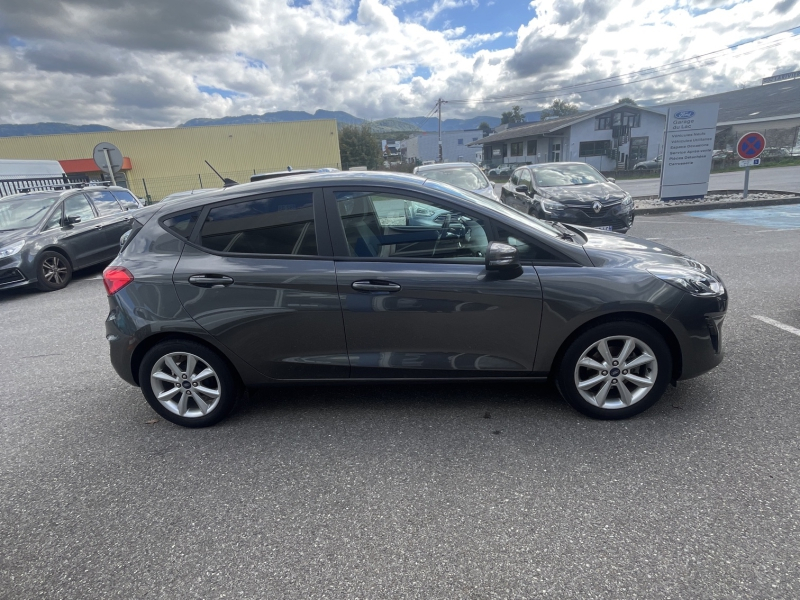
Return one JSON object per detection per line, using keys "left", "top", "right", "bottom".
{"left": 540, "top": 99, "right": 580, "bottom": 120}
{"left": 339, "top": 123, "right": 382, "bottom": 170}
{"left": 501, "top": 106, "right": 526, "bottom": 124}
{"left": 617, "top": 97, "right": 638, "bottom": 105}
{"left": 478, "top": 121, "right": 492, "bottom": 136}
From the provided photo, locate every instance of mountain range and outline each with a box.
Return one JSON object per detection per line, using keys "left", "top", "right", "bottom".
{"left": 0, "top": 123, "right": 116, "bottom": 138}
{"left": 0, "top": 109, "right": 542, "bottom": 138}
{"left": 179, "top": 109, "right": 542, "bottom": 133}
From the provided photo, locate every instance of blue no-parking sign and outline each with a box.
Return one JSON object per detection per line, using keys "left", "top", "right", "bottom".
{"left": 737, "top": 132, "right": 766, "bottom": 159}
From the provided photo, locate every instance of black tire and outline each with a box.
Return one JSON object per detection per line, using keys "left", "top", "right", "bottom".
{"left": 139, "top": 339, "right": 240, "bottom": 428}
{"left": 555, "top": 321, "right": 672, "bottom": 420}
{"left": 36, "top": 250, "right": 72, "bottom": 291}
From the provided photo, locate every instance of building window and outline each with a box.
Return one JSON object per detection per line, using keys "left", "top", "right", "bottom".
{"left": 457, "top": 139, "right": 464, "bottom": 145}
{"left": 596, "top": 116, "right": 612, "bottom": 130}
{"left": 472, "top": 137, "right": 478, "bottom": 142}
{"left": 510, "top": 142, "right": 523, "bottom": 157}
{"left": 579, "top": 140, "right": 611, "bottom": 157}
{"left": 527, "top": 140, "right": 537, "bottom": 156}
{"left": 622, "top": 113, "right": 641, "bottom": 128}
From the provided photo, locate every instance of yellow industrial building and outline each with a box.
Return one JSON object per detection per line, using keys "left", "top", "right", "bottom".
{"left": 0, "top": 120, "right": 341, "bottom": 201}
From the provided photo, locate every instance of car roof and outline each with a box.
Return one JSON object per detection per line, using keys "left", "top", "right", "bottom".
{"left": 0, "top": 185, "right": 132, "bottom": 202}
{"left": 414, "top": 162, "right": 482, "bottom": 173}
{"left": 159, "top": 171, "right": 430, "bottom": 211}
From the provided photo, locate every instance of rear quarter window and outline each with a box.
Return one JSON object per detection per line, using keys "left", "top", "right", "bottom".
{"left": 163, "top": 211, "right": 201, "bottom": 238}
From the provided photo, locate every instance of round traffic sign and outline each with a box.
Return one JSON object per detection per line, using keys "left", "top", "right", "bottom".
{"left": 93, "top": 142, "right": 124, "bottom": 174}
{"left": 736, "top": 132, "right": 766, "bottom": 160}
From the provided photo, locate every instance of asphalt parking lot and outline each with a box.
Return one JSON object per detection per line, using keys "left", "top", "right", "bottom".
{"left": 1, "top": 207, "right": 798, "bottom": 599}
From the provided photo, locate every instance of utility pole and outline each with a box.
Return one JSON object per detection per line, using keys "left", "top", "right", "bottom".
{"left": 437, "top": 98, "right": 447, "bottom": 163}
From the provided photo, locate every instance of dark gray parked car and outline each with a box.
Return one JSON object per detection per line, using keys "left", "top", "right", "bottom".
{"left": 0, "top": 185, "right": 141, "bottom": 291}
{"left": 500, "top": 163, "right": 634, "bottom": 233}
{"left": 104, "top": 171, "right": 727, "bottom": 427}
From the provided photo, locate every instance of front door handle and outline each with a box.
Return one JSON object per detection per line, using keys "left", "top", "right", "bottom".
{"left": 188, "top": 274, "right": 234, "bottom": 288}
{"left": 351, "top": 280, "right": 401, "bottom": 292}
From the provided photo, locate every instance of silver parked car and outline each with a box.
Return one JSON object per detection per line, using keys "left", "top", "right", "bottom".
{"left": 413, "top": 162, "right": 499, "bottom": 201}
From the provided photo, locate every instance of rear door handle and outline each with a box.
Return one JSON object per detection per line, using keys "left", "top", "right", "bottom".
{"left": 94, "top": 224, "right": 104, "bottom": 229}
{"left": 351, "top": 280, "right": 401, "bottom": 292}
{"left": 188, "top": 274, "right": 234, "bottom": 288}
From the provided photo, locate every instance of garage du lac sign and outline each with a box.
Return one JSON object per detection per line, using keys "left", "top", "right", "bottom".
{"left": 658, "top": 103, "right": 719, "bottom": 201}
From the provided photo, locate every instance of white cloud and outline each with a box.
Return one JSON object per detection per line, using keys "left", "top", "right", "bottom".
{"left": 0, "top": 0, "right": 797, "bottom": 128}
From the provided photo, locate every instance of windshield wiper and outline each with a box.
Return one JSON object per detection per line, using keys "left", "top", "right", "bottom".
{"left": 548, "top": 221, "right": 575, "bottom": 241}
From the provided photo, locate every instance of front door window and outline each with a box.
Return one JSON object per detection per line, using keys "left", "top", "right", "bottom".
{"left": 334, "top": 191, "right": 489, "bottom": 261}
{"left": 551, "top": 142, "right": 561, "bottom": 162}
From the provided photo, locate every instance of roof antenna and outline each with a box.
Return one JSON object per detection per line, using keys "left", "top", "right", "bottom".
{"left": 204, "top": 160, "right": 238, "bottom": 187}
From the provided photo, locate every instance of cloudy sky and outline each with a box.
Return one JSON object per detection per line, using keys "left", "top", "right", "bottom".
{"left": 0, "top": 0, "right": 798, "bottom": 129}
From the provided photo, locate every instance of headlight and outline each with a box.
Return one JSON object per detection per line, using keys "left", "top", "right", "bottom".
{"left": 621, "top": 193, "right": 633, "bottom": 210}
{"left": 0, "top": 240, "right": 24, "bottom": 259}
{"left": 648, "top": 266, "right": 725, "bottom": 297}
{"left": 539, "top": 197, "right": 565, "bottom": 214}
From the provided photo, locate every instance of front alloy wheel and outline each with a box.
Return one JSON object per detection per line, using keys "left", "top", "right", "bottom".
{"left": 36, "top": 251, "right": 72, "bottom": 291}
{"left": 557, "top": 321, "right": 672, "bottom": 419}
{"left": 574, "top": 336, "right": 657, "bottom": 409}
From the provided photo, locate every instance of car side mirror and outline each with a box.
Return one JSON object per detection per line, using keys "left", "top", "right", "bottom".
{"left": 64, "top": 215, "right": 82, "bottom": 225}
{"left": 485, "top": 241, "right": 520, "bottom": 271}
{"left": 607, "top": 177, "right": 616, "bottom": 183}
{"left": 515, "top": 185, "right": 529, "bottom": 194}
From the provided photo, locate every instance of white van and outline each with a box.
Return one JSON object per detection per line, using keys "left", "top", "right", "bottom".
{"left": 0, "top": 159, "right": 68, "bottom": 197}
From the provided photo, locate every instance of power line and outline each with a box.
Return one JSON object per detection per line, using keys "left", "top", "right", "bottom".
{"left": 447, "top": 24, "right": 800, "bottom": 105}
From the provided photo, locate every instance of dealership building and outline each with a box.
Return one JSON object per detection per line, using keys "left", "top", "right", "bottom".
{"left": 0, "top": 120, "right": 342, "bottom": 201}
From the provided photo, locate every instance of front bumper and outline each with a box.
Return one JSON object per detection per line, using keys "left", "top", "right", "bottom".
{"left": 666, "top": 291, "right": 728, "bottom": 380}
{"left": 0, "top": 253, "right": 34, "bottom": 290}
{"left": 549, "top": 204, "right": 634, "bottom": 233}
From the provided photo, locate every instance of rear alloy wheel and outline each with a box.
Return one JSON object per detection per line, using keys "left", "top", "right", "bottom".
{"left": 139, "top": 340, "right": 239, "bottom": 427}
{"left": 556, "top": 321, "right": 672, "bottom": 419}
{"left": 36, "top": 251, "right": 72, "bottom": 291}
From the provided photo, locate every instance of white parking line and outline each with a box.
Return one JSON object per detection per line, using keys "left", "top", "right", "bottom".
{"left": 752, "top": 315, "right": 800, "bottom": 337}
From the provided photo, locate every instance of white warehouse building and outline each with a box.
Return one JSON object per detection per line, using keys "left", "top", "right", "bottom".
{"left": 402, "top": 129, "right": 485, "bottom": 164}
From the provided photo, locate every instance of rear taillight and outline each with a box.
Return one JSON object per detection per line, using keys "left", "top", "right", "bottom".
{"left": 103, "top": 266, "right": 134, "bottom": 295}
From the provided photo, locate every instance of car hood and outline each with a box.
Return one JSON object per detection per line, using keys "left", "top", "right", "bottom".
{"left": 0, "top": 228, "right": 32, "bottom": 248}
{"left": 541, "top": 182, "right": 627, "bottom": 204}
{"left": 579, "top": 227, "right": 711, "bottom": 272}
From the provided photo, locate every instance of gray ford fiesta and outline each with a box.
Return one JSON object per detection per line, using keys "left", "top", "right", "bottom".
{"left": 104, "top": 171, "right": 727, "bottom": 427}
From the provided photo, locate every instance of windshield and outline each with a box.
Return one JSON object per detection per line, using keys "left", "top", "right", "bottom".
{"left": 421, "top": 165, "right": 489, "bottom": 190}
{"left": 532, "top": 163, "right": 607, "bottom": 187}
{"left": 422, "top": 179, "right": 562, "bottom": 238}
{"left": 0, "top": 194, "right": 59, "bottom": 230}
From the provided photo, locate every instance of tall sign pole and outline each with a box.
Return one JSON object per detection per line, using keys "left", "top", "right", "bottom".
{"left": 437, "top": 98, "right": 447, "bottom": 163}
{"left": 736, "top": 131, "right": 765, "bottom": 199}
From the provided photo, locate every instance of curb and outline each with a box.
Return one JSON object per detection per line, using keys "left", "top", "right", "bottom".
{"left": 634, "top": 191, "right": 800, "bottom": 215}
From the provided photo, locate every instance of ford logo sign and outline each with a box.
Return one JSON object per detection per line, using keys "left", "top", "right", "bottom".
{"left": 674, "top": 110, "right": 695, "bottom": 119}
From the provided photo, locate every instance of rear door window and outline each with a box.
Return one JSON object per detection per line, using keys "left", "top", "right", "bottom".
{"left": 199, "top": 192, "right": 317, "bottom": 256}
{"left": 86, "top": 191, "right": 124, "bottom": 215}
{"left": 111, "top": 190, "right": 140, "bottom": 210}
